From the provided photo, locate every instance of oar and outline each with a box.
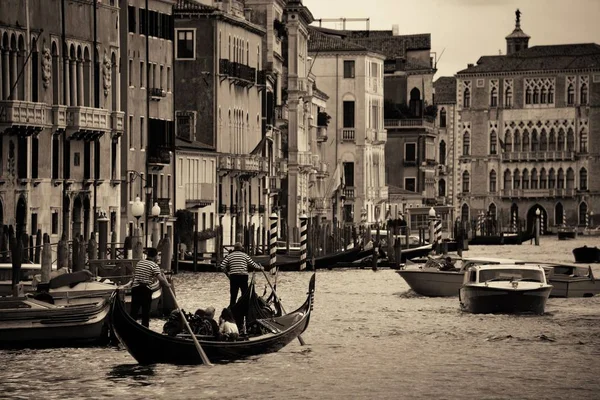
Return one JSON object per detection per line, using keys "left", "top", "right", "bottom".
{"left": 261, "top": 270, "right": 306, "bottom": 346}
{"left": 162, "top": 274, "right": 212, "bottom": 366}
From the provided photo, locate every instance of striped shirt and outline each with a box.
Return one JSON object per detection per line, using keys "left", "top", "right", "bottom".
{"left": 220, "top": 250, "right": 262, "bottom": 276}
{"left": 132, "top": 259, "right": 161, "bottom": 287}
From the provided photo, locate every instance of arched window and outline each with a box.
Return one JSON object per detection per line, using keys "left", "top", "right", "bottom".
{"left": 580, "top": 168, "right": 588, "bottom": 190}
{"left": 439, "top": 140, "right": 446, "bottom": 165}
{"left": 522, "top": 169, "right": 530, "bottom": 189}
{"left": 533, "top": 87, "right": 539, "bottom": 104}
{"left": 531, "top": 168, "right": 539, "bottom": 189}
{"left": 579, "top": 202, "right": 588, "bottom": 226}
{"left": 490, "top": 130, "right": 497, "bottom": 155}
{"left": 513, "top": 169, "right": 521, "bottom": 189}
{"left": 540, "top": 87, "right": 547, "bottom": 104}
{"left": 566, "top": 168, "right": 575, "bottom": 190}
{"left": 549, "top": 128, "right": 556, "bottom": 151}
{"left": 567, "top": 84, "right": 575, "bottom": 105}
{"left": 462, "top": 170, "right": 470, "bottom": 193}
{"left": 438, "top": 179, "right": 446, "bottom": 197}
{"left": 567, "top": 128, "right": 574, "bottom": 151}
{"left": 489, "top": 203, "right": 497, "bottom": 220}
{"left": 490, "top": 87, "right": 498, "bottom": 107}
{"left": 439, "top": 108, "right": 446, "bottom": 128}
{"left": 555, "top": 202, "right": 565, "bottom": 226}
{"left": 548, "top": 86, "right": 554, "bottom": 103}
{"left": 548, "top": 168, "right": 556, "bottom": 189}
{"left": 540, "top": 168, "right": 547, "bottom": 189}
{"left": 580, "top": 129, "right": 588, "bottom": 153}
{"left": 463, "top": 132, "right": 470, "bottom": 156}
{"left": 489, "top": 170, "right": 497, "bottom": 192}
{"left": 531, "top": 130, "right": 539, "bottom": 151}
{"left": 410, "top": 87, "right": 422, "bottom": 117}
{"left": 504, "top": 169, "right": 512, "bottom": 191}
{"left": 504, "top": 130, "right": 512, "bottom": 152}
{"left": 581, "top": 84, "right": 588, "bottom": 104}
{"left": 522, "top": 130, "right": 530, "bottom": 152}
{"left": 540, "top": 129, "right": 547, "bottom": 151}
{"left": 505, "top": 87, "right": 513, "bottom": 107}
{"left": 558, "top": 128, "right": 565, "bottom": 150}
{"left": 463, "top": 88, "right": 471, "bottom": 108}
{"left": 557, "top": 168, "right": 565, "bottom": 189}
{"left": 525, "top": 87, "right": 532, "bottom": 104}
{"left": 461, "top": 203, "right": 469, "bottom": 222}
{"left": 513, "top": 129, "right": 520, "bottom": 152}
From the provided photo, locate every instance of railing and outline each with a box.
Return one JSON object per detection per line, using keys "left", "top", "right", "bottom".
{"left": 317, "top": 126, "right": 328, "bottom": 142}
{"left": 66, "top": 106, "right": 110, "bottom": 131}
{"left": 148, "top": 146, "right": 171, "bottom": 165}
{"left": 149, "top": 87, "right": 166, "bottom": 99}
{"left": 374, "top": 129, "right": 387, "bottom": 143}
{"left": 502, "top": 188, "right": 576, "bottom": 198}
{"left": 275, "top": 105, "right": 288, "bottom": 121}
{"left": 384, "top": 118, "right": 434, "bottom": 130}
{"left": 503, "top": 151, "right": 576, "bottom": 162}
{"left": 241, "top": 155, "right": 260, "bottom": 172}
{"left": 111, "top": 111, "right": 124, "bottom": 134}
{"left": 341, "top": 128, "right": 355, "bottom": 142}
{"left": 297, "top": 151, "right": 312, "bottom": 166}
{"left": 0, "top": 100, "right": 50, "bottom": 126}
{"left": 219, "top": 155, "right": 232, "bottom": 170}
{"left": 52, "top": 105, "right": 67, "bottom": 127}
{"left": 343, "top": 187, "right": 355, "bottom": 199}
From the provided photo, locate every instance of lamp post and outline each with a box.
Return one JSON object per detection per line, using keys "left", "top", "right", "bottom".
{"left": 131, "top": 196, "right": 144, "bottom": 259}
{"left": 535, "top": 207, "right": 540, "bottom": 246}
{"left": 428, "top": 206, "right": 436, "bottom": 246}
{"left": 151, "top": 202, "right": 161, "bottom": 247}
{"left": 590, "top": 211, "right": 594, "bottom": 229}
{"left": 144, "top": 184, "right": 153, "bottom": 249}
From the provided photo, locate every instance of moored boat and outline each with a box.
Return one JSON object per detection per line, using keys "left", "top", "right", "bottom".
{"left": 459, "top": 264, "right": 552, "bottom": 314}
{"left": 573, "top": 246, "right": 600, "bottom": 263}
{"left": 111, "top": 274, "right": 315, "bottom": 365}
{"left": 0, "top": 296, "right": 111, "bottom": 348}
{"left": 541, "top": 264, "right": 598, "bottom": 298}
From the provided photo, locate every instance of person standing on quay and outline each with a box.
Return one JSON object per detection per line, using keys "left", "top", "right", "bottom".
{"left": 131, "top": 247, "right": 171, "bottom": 327}
{"left": 220, "top": 242, "right": 264, "bottom": 307}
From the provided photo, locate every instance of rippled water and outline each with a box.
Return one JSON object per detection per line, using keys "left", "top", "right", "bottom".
{"left": 1, "top": 237, "right": 600, "bottom": 399}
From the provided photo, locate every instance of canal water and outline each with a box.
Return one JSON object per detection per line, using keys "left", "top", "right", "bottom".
{"left": 1, "top": 236, "right": 599, "bottom": 399}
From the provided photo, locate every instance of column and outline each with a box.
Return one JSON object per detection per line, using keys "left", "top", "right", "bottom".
{"left": 77, "top": 59, "right": 84, "bottom": 108}
{"left": 64, "top": 58, "right": 70, "bottom": 106}
{"left": 70, "top": 59, "right": 77, "bottom": 106}
{"left": 10, "top": 50, "right": 18, "bottom": 100}
{"left": 2, "top": 49, "right": 9, "bottom": 99}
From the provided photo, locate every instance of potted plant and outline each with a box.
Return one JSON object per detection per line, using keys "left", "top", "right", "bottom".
{"left": 317, "top": 111, "right": 331, "bottom": 127}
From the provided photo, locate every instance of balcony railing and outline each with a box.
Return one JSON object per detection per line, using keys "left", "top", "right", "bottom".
{"left": 503, "top": 151, "right": 576, "bottom": 162}
{"left": 66, "top": 106, "right": 110, "bottom": 140}
{"left": 340, "top": 128, "right": 355, "bottom": 142}
{"left": 185, "top": 183, "right": 215, "bottom": 208}
{"left": 219, "top": 155, "right": 232, "bottom": 170}
{"left": 111, "top": 111, "right": 124, "bottom": 136}
{"left": 343, "top": 187, "right": 355, "bottom": 199}
{"left": 384, "top": 118, "right": 434, "bottom": 130}
{"left": 374, "top": 129, "right": 387, "bottom": 144}
{"left": 241, "top": 155, "right": 260, "bottom": 172}
{"left": 149, "top": 87, "right": 166, "bottom": 100}
{"left": 52, "top": 105, "right": 67, "bottom": 128}
{"left": 275, "top": 105, "right": 288, "bottom": 121}
{"left": 0, "top": 100, "right": 50, "bottom": 129}
{"left": 501, "top": 188, "right": 576, "bottom": 198}
{"left": 317, "top": 126, "right": 327, "bottom": 142}
{"left": 147, "top": 146, "right": 171, "bottom": 165}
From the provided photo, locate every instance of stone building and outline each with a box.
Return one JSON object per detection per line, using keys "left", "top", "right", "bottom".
{"left": 308, "top": 27, "right": 388, "bottom": 225}
{"left": 0, "top": 0, "right": 123, "bottom": 241}
{"left": 455, "top": 11, "right": 600, "bottom": 233}
{"left": 120, "top": 0, "right": 175, "bottom": 246}
{"left": 433, "top": 76, "right": 457, "bottom": 209}
{"left": 173, "top": 0, "right": 269, "bottom": 248}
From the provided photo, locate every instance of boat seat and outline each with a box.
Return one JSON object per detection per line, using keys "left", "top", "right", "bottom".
{"left": 49, "top": 270, "right": 94, "bottom": 289}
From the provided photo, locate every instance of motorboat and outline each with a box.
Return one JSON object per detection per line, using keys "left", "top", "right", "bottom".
{"left": 573, "top": 246, "right": 600, "bottom": 263}
{"left": 541, "top": 264, "right": 598, "bottom": 298}
{"left": 396, "top": 256, "right": 526, "bottom": 297}
{"left": 459, "top": 264, "right": 552, "bottom": 314}
{"left": 0, "top": 296, "right": 111, "bottom": 348}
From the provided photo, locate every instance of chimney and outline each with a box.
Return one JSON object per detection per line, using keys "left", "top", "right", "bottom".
{"left": 392, "top": 24, "right": 399, "bottom": 36}
{"left": 244, "top": 7, "right": 252, "bottom": 21}
{"left": 467, "top": 63, "right": 474, "bottom": 68}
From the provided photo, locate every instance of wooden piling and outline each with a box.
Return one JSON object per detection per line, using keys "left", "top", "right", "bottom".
{"left": 41, "top": 242, "right": 52, "bottom": 283}
{"left": 57, "top": 235, "right": 68, "bottom": 270}
{"left": 72, "top": 236, "right": 81, "bottom": 272}
{"left": 34, "top": 230, "right": 42, "bottom": 263}
{"left": 88, "top": 232, "right": 98, "bottom": 262}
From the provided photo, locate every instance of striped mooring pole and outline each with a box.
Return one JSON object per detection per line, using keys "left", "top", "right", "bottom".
{"left": 586, "top": 211, "right": 589, "bottom": 229}
{"left": 512, "top": 211, "right": 517, "bottom": 233}
{"left": 563, "top": 210, "right": 567, "bottom": 226}
{"left": 299, "top": 212, "right": 308, "bottom": 271}
{"left": 540, "top": 212, "right": 545, "bottom": 235}
{"left": 435, "top": 218, "right": 442, "bottom": 244}
{"left": 269, "top": 212, "right": 278, "bottom": 275}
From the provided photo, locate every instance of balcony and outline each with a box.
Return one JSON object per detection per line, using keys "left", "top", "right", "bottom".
{"left": 257, "top": 70, "right": 267, "bottom": 85}
{"left": 147, "top": 146, "right": 171, "bottom": 167}
{"left": 288, "top": 77, "right": 308, "bottom": 94}
{"left": 258, "top": 205, "right": 266, "bottom": 214}
{"left": 343, "top": 187, "right": 355, "bottom": 199}
{"left": 269, "top": 176, "right": 280, "bottom": 191}
{"left": 314, "top": 198, "right": 329, "bottom": 213}
{"left": 278, "top": 160, "right": 288, "bottom": 174}
{"left": 221, "top": 60, "right": 256, "bottom": 87}
{"left": 340, "top": 128, "right": 355, "bottom": 142}
{"left": 0, "top": 100, "right": 50, "bottom": 135}
{"left": 378, "top": 186, "right": 389, "bottom": 199}
{"left": 218, "top": 204, "right": 228, "bottom": 214}
{"left": 384, "top": 118, "right": 434, "bottom": 130}
{"left": 241, "top": 155, "right": 260, "bottom": 172}
{"left": 374, "top": 129, "right": 387, "bottom": 144}
{"left": 317, "top": 126, "right": 327, "bottom": 142}
{"left": 501, "top": 188, "right": 576, "bottom": 198}
{"left": 219, "top": 59, "right": 231, "bottom": 75}
{"left": 185, "top": 183, "right": 215, "bottom": 209}
{"left": 258, "top": 158, "right": 269, "bottom": 174}
{"left": 149, "top": 87, "right": 167, "bottom": 100}
{"left": 502, "top": 151, "right": 576, "bottom": 162}
{"left": 232, "top": 156, "right": 242, "bottom": 171}
{"left": 249, "top": 204, "right": 257, "bottom": 214}
{"left": 111, "top": 111, "right": 124, "bottom": 138}
{"left": 219, "top": 155, "right": 232, "bottom": 171}
{"left": 52, "top": 105, "right": 67, "bottom": 130}
{"left": 275, "top": 105, "right": 288, "bottom": 121}
{"left": 66, "top": 106, "right": 110, "bottom": 140}
{"left": 296, "top": 151, "right": 312, "bottom": 167}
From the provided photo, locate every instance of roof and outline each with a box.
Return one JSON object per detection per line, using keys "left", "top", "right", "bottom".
{"left": 174, "top": 0, "right": 217, "bottom": 12}
{"left": 457, "top": 43, "right": 600, "bottom": 75}
{"left": 433, "top": 77, "right": 456, "bottom": 104}
{"left": 308, "top": 26, "right": 372, "bottom": 53}
{"left": 505, "top": 27, "right": 530, "bottom": 39}
{"left": 388, "top": 185, "right": 422, "bottom": 196}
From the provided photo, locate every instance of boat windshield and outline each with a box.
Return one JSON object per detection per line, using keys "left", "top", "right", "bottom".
{"left": 479, "top": 269, "right": 544, "bottom": 283}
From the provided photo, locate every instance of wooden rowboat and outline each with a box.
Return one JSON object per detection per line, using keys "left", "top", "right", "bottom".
{"left": 111, "top": 274, "right": 315, "bottom": 365}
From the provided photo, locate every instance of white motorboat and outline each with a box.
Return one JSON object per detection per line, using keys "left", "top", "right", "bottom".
{"left": 541, "top": 264, "right": 598, "bottom": 298}
{"left": 459, "top": 264, "right": 552, "bottom": 314}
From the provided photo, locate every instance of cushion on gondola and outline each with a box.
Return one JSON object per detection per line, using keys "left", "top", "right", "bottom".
{"left": 49, "top": 270, "right": 94, "bottom": 289}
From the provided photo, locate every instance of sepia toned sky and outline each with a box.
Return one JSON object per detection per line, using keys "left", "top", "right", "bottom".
{"left": 303, "top": 0, "right": 600, "bottom": 78}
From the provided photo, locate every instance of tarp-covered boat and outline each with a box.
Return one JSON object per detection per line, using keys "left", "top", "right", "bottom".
{"left": 111, "top": 274, "right": 315, "bottom": 365}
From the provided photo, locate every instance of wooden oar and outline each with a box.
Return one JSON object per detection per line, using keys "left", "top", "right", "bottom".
{"left": 162, "top": 274, "right": 212, "bottom": 366}
{"left": 261, "top": 270, "right": 306, "bottom": 346}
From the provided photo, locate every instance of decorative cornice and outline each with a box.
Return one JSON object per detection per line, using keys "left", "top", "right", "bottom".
{"left": 456, "top": 67, "right": 600, "bottom": 79}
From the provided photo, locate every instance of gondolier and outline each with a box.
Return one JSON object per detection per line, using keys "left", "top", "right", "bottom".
{"left": 131, "top": 247, "right": 170, "bottom": 327}
{"left": 220, "top": 242, "right": 264, "bottom": 308}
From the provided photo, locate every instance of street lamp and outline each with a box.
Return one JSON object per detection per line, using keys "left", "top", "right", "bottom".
{"left": 131, "top": 196, "right": 144, "bottom": 259}
{"left": 428, "top": 207, "right": 436, "bottom": 246}
{"left": 144, "top": 183, "right": 153, "bottom": 248}
{"left": 151, "top": 202, "right": 161, "bottom": 247}
{"left": 535, "top": 208, "right": 540, "bottom": 246}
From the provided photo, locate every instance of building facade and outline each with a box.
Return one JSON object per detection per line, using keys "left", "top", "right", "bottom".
{"left": 455, "top": 12, "right": 600, "bottom": 233}
{"left": 174, "top": 0, "right": 269, "bottom": 249}
{"left": 308, "top": 27, "right": 388, "bottom": 226}
{"left": 0, "top": 0, "right": 123, "bottom": 242}
{"left": 120, "top": 0, "right": 175, "bottom": 247}
{"left": 433, "top": 76, "right": 457, "bottom": 210}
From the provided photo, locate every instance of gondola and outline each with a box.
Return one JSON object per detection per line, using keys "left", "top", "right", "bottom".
{"left": 110, "top": 274, "right": 315, "bottom": 365}
{"left": 573, "top": 245, "right": 600, "bottom": 263}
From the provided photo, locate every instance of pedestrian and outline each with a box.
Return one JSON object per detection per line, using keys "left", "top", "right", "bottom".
{"left": 219, "top": 242, "right": 264, "bottom": 307}
{"left": 130, "top": 247, "right": 170, "bottom": 327}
